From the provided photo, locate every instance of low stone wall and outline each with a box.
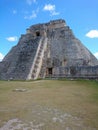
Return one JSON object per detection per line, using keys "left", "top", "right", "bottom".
{"left": 46, "top": 66, "right": 98, "bottom": 79}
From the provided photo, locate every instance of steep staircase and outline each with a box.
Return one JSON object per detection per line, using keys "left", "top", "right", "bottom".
{"left": 27, "top": 37, "right": 48, "bottom": 80}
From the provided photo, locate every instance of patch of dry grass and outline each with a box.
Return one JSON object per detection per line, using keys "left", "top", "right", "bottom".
{"left": 0, "top": 80, "right": 98, "bottom": 129}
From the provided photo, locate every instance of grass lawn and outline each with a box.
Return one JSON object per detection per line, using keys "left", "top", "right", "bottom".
{"left": 0, "top": 79, "right": 98, "bottom": 130}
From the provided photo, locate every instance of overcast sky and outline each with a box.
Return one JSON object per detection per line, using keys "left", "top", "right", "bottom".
{"left": 0, "top": 0, "right": 98, "bottom": 61}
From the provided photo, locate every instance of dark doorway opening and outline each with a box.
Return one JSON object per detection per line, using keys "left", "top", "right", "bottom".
{"left": 48, "top": 68, "right": 53, "bottom": 75}
{"left": 36, "top": 31, "right": 40, "bottom": 36}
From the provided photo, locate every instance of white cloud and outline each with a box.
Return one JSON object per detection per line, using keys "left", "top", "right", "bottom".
{"left": 51, "top": 11, "right": 59, "bottom": 16}
{"left": 13, "top": 10, "right": 17, "bottom": 14}
{"left": 24, "top": 11, "right": 37, "bottom": 19}
{"left": 0, "top": 53, "right": 4, "bottom": 61}
{"left": 26, "top": 0, "right": 36, "bottom": 5}
{"left": 24, "top": 9, "right": 39, "bottom": 20}
{"left": 6, "top": 36, "right": 18, "bottom": 42}
{"left": 94, "top": 52, "right": 98, "bottom": 59}
{"left": 43, "top": 4, "right": 55, "bottom": 11}
{"left": 43, "top": 4, "right": 60, "bottom": 16}
{"left": 86, "top": 30, "right": 98, "bottom": 38}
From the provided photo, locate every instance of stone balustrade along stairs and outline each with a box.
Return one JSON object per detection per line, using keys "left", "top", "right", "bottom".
{"left": 27, "top": 37, "right": 47, "bottom": 80}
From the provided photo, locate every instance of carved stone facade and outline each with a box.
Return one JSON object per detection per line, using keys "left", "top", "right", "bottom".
{"left": 0, "top": 19, "right": 98, "bottom": 80}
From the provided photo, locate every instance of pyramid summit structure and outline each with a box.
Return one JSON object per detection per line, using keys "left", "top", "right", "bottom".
{"left": 0, "top": 19, "right": 98, "bottom": 80}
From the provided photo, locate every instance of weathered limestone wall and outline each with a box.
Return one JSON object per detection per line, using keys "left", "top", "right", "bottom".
{"left": 0, "top": 34, "right": 42, "bottom": 80}
{"left": 26, "top": 24, "right": 47, "bottom": 37}
{"left": 26, "top": 19, "right": 66, "bottom": 37}
{"left": 0, "top": 19, "right": 98, "bottom": 80}
{"left": 49, "top": 66, "right": 98, "bottom": 78}
{"left": 47, "top": 19, "right": 66, "bottom": 29}
{"left": 46, "top": 25, "right": 98, "bottom": 68}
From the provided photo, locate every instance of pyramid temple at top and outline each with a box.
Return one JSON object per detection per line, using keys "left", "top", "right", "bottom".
{"left": 0, "top": 19, "right": 98, "bottom": 80}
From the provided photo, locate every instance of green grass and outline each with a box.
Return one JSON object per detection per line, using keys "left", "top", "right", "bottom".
{"left": 0, "top": 79, "right": 98, "bottom": 130}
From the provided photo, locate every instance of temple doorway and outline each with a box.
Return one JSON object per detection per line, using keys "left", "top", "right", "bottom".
{"left": 47, "top": 68, "right": 53, "bottom": 75}
{"left": 36, "top": 31, "right": 40, "bottom": 36}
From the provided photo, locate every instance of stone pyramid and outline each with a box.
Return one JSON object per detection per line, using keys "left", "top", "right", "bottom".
{"left": 0, "top": 19, "right": 98, "bottom": 80}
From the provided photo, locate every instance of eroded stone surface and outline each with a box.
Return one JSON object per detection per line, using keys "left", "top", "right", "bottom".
{"left": 0, "top": 19, "right": 98, "bottom": 80}
{"left": 0, "top": 105, "right": 96, "bottom": 130}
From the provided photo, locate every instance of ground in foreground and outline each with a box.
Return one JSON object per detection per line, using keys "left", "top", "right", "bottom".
{"left": 0, "top": 79, "right": 98, "bottom": 130}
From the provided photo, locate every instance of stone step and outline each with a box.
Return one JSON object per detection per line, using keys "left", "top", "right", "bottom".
{"left": 33, "top": 69, "right": 37, "bottom": 73}
{"left": 31, "top": 37, "right": 47, "bottom": 79}
{"left": 34, "top": 64, "right": 38, "bottom": 68}
{"left": 35, "top": 59, "right": 40, "bottom": 62}
{"left": 37, "top": 56, "right": 41, "bottom": 60}
{"left": 37, "top": 53, "right": 41, "bottom": 56}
